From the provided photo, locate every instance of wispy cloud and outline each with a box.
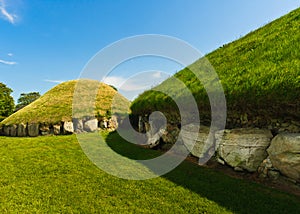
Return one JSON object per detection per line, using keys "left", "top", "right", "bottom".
{"left": 152, "top": 71, "right": 162, "bottom": 78}
{"left": 0, "top": 59, "right": 17, "bottom": 65}
{"left": 44, "top": 79, "right": 64, "bottom": 84}
{"left": 0, "top": 0, "right": 17, "bottom": 24}
{"left": 103, "top": 71, "right": 168, "bottom": 91}
{"left": 7, "top": 53, "right": 13, "bottom": 57}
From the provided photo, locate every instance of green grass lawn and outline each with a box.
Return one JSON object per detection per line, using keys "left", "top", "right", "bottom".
{"left": 0, "top": 133, "right": 299, "bottom": 213}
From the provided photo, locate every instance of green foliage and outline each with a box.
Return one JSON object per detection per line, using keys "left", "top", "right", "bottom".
{"left": 0, "top": 133, "right": 299, "bottom": 213}
{"left": 131, "top": 8, "right": 300, "bottom": 120}
{"left": 0, "top": 82, "right": 14, "bottom": 120}
{"left": 15, "top": 92, "right": 41, "bottom": 111}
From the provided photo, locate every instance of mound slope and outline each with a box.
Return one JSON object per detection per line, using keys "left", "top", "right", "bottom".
{"left": 131, "top": 8, "right": 300, "bottom": 124}
{"left": 1, "top": 80, "right": 130, "bottom": 126}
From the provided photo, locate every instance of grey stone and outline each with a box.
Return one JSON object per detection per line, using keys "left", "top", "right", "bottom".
{"left": 17, "top": 123, "right": 27, "bottom": 137}
{"left": 28, "top": 123, "right": 39, "bottom": 137}
{"left": 161, "top": 124, "right": 180, "bottom": 144}
{"left": 63, "top": 122, "right": 74, "bottom": 134}
{"left": 215, "top": 128, "right": 272, "bottom": 172}
{"left": 73, "top": 118, "right": 84, "bottom": 132}
{"left": 217, "top": 158, "right": 225, "bottom": 165}
{"left": 267, "top": 133, "right": 300, "bottom": 182}
{"left": 3, "top": 126, "right": 10, "bottom": 136}
{"left": 147, "top": 129, "right": 165, "bottom": 148}
{"left": 181, "top": 124, "right": 216, "bottom": 161}
{"left": 286, "top": 124, "right": 300, "bottom": 133}
{"left": 10, "top": 125, "right": 17, "bottom": 137}
{"left": 53, "top": 124, "right": 61, "bottom": 135}
{"left": 234, "top": 167, "right": 244, "bottom": 172}
{"left": 268, "top": 170, "right": 280, "bottom": 180}
{"left": 99, "top": 120, "right": 108, "bottom": 129}
{"left": 84, "top": 119, "right": 98, "bottom": 132}
{"left": 39, "top": 124, "right": 50, "bottom": 136}
{"left": 108, "top": 116, "right": 118, "bottom": 131}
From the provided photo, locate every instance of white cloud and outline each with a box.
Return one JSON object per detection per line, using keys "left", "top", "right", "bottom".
{"left": 102, "top": 71, "right": 170, "bottom": 100}
{"left": 7, "top": 53, "right": 13, "bottom": 57}
{"left": 152, "top": 71, "right": 162, "bottom": 78}
{"left": 44, "top": 79, "right": 64, "bottom": 84}
{"left": 0, "top": 0, "right": 17, "bottom": 24}
{"left": 0, "top": 59, "right": 17, "bottom": 65}
{"left": 103, "top": 76, "right": 149, "bottom": 92}
{"left": 102, "top": 76, "right": 126, "bottom": 89}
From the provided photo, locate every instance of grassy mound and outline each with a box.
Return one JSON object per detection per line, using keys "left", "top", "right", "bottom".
{"left": 1, "top": 80, "right": 130, "bottom": 125}
{"left": 0, "top": 133, "right": 299, "bottom": 212}
{"left": 131, "top": 8, "right": 300, "bottom": 121}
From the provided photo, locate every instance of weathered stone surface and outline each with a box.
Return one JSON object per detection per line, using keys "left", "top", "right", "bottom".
{"left": 73, "top": 118, "right": 84, "bottom": 133}
{"left": 10, "top": 124, "right": 17, "bottom": 137}
{"left": 63, "top": 122, "right": 74, "bottom": 134}
{"left": 267, "top": 133, "right": 300, "bottom": 182}
{"left": 17, "top": 123, "right": 27, "bottom": 137}
{"left": 28, "top": 123, "right": 39, "bottom": 137}
{"left": 108, "top": 116, "right": 118, "bottom": 130}
{"left": 181, "top": 124, "right": 216, "bottom": 161}
{"left": 84, "top": 119, "right": 98, "bottom": 132}
{"left": 147, "top": 129, "right": 165, "bottom": 148}
{"left": 99, "top": 120, "right": 108, "bottom": 129}
{"left": 39, "top": 124, "right": 50, "bottom": 136}
{"left": 161, "top": 124, "right": 180, "bottom": 144}
{"left": 3, "top": 126, "right": 10, "bottom": 136}
{"left": 215, "top": 128, "right": 272, "bottom": 172}
{"left": 53, "top": 124, "right": 61, "bottom": 135}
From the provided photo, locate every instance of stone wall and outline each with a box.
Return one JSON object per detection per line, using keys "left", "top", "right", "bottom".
{"left": 0, "top": 116, "right": 119, "bottom": 137}
{"left": 136, "top": 114, "right": 300, "bottom": 184}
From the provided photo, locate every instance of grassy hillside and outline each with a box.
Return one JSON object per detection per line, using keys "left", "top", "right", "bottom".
{"left": 1, "top": 80, "right": 130, "bottom": 125}
{"left": 0, "top": 133, "right": 299, "bottom": 213}
{"left": 131, "top": 8, "right": 300, "bottom": 122}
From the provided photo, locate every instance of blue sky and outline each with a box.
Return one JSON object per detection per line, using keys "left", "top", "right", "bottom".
{"left": 0, "top": 0, "right": 299, "bottom": 101}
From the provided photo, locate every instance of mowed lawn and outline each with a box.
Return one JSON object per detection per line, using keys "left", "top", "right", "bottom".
{"left": 0, "top": 133, "right": 299, "bottom": 213}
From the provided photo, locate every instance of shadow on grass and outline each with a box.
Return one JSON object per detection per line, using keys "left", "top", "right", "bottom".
{"left": 105, "top": 131, "right": 300, "bottom": 214}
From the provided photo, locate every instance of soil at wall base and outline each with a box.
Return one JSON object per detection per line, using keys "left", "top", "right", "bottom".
{"left": 184, "top": 155, "right": 300, "bottom": 198}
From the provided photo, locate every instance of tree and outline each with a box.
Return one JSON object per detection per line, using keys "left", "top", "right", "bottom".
{"left": 15, "top": 92, "right": 41, "bottom": 111}
{"left": 0, "top": 82, "right": 15, "bottom": 121}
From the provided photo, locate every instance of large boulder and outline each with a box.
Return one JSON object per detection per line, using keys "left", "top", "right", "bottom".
{"left": 108, "top": 116, "right": 118, "bottom": 131}
{"left": 28, "top": 123, "right": 39, "bottom": 137}
{"left": 8, "top": 125, "right": 17, "bottom": 137}
{"left": 17, "top": 123, "right": 27, "bottom": 137}
{"left": 73, "top": 118, "right": 84, "bottom": 133}
{"left": 215, "top": 128, "right": 272, "bottom": 172}
{"left": 3, "top": 125, "right": 10, "bottom": 136}
{"left": 181, "top": 124, "right": 215, "bottom": 162}
{"left": 84, "top": 119, "right": 98, "bottom": 132}
{"left": 267, "top": 133, "right": 300, "bottom": 182}
{"left": 147, "top": 129, "right": 165, "bottom": 148}
{"left": 63, "top": 121, "right": 74, "bottom": 134}
{"left": 53, "top": 124, "right": 61, "bottom": 135}
{"left": 39, "top": 124, "right": 50, "bottom": 136}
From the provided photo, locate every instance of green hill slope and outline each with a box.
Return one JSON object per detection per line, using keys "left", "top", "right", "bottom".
{"left": 131, "top": 8, "right": 300, "bottom": 124}
{"left": 1, "top": 80, "right": 130, "bottom": 125}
